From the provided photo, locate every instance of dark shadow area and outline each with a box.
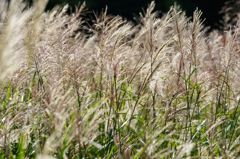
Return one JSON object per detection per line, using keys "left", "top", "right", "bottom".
{"left": 23, "top": 0, "right": 227, "bottom": 29}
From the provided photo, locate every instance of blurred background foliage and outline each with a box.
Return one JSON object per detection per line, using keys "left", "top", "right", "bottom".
{"left": 25, "top": 0, "right": 226, "bottom": 29}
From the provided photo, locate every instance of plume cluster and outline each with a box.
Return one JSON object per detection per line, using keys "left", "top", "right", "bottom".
{"left": 0, "top": 0, "right": 240, "bottom": 158}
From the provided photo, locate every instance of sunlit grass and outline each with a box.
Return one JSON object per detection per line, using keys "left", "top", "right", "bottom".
{"left": 0, "top": 0, "right": 240, "bottom": 158}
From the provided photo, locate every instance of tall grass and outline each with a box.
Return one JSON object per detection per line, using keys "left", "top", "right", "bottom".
{"left": 1, "top": 0, "right": 240, "bottom": 158}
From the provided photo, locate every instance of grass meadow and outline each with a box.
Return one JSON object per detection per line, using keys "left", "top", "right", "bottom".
{"left": 1, "top": 0, "right": 240, "bottom": 158}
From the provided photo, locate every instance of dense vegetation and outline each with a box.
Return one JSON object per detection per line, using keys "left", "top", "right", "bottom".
{"left": 0, "top": 0, "right": 240, "bottom": 158}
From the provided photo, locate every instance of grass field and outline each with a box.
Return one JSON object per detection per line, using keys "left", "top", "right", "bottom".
{"left": 1, "top": 0, "right": 240, "bottom": 158}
